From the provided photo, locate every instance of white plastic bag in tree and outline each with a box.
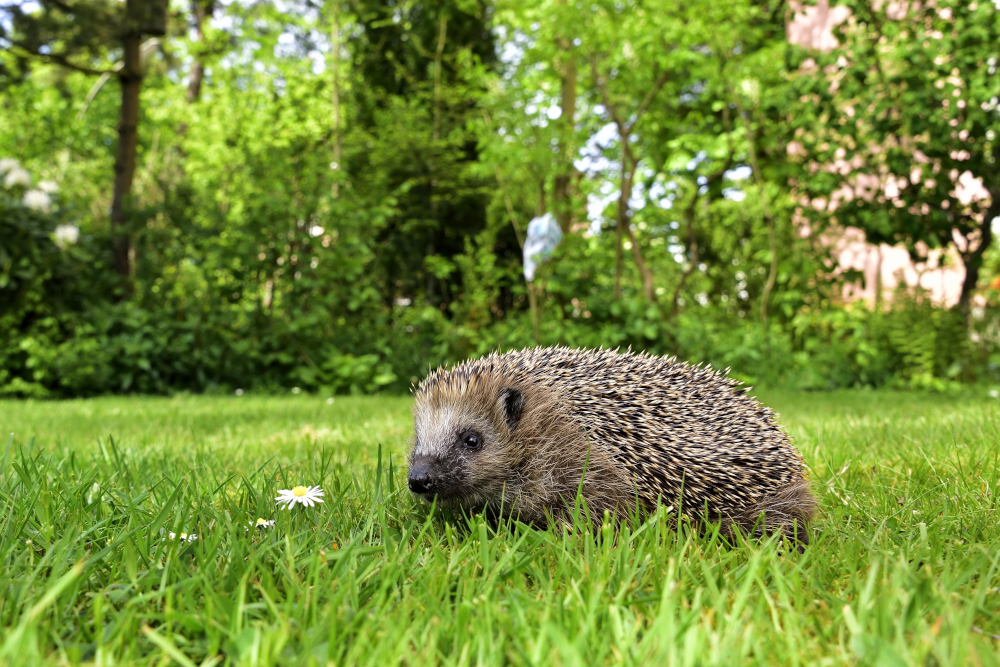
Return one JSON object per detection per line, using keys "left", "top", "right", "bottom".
{"left": 522, "top": 212, "right": 562, "bottom": 282}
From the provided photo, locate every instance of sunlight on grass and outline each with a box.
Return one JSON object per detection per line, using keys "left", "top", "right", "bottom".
{"left": 0, "top": 392, "right": 998, "bottom": 665}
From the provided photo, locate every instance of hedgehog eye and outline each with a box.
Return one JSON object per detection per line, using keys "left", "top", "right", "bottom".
{"left": 460, "top": 431, "right": 483, "bottom": 451}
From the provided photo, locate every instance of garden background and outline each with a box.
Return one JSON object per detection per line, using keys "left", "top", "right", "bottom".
{"left": 1, "top": 0, "right": 1000, "bottom": 396}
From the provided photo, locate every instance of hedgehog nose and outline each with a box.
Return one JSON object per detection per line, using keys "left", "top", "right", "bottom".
{"left": 408, "top": 460, "right": 436, "bottom": 494}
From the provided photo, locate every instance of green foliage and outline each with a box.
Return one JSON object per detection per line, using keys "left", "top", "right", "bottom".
{"left": 0, "top": 393, "right": 998, "bottom": 663}
{"left": 0, "top": 0, "right": 998, "bottom": 396}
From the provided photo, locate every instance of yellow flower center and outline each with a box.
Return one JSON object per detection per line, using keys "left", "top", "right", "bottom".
{"left": 292, "top": 486, "right": 308, "bottom": 497}
{"left": 256, "top": 518, "right": 267, "bottom": 525}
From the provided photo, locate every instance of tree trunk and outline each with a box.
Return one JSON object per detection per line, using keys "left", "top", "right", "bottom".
{"left": 760, "top": 198, "right": 778, "bottom": 329}
{"left": 874, "top": 245, "right": 883, "bottom": 312}
{"left": 552, "top": 22, "right": 577, "bottom": 234}
{"left": 957, "top": 192, "right": 998, "bottom": 314}
{"left": 330, "top": 0, "right": 342, "bottom": 199}
{"left": 591, "top": 60, "right": 669, "bottom": 303}
{"left": 483, "top": 109, "right": 538, "bottom": 343}
{"left": 670, "top": 192, "right": 702, "bottom": 318}
{"left": 616, "top": 145, "right": 655, "bottom": 302}
{"left": 425, "top": 15, "right": 447, "bottom": 306}
{"left": 186, "top": 0, "right": 213, "bottom": 104}
{"left": 613, "top": 214, "right": 624, "bottom": 299}
{"left": 432, "top": 15, "right": 447, "bottom": 148}
{"left": 613, "top": 151, "right": 625, "bottom": 299}
{"left": 110, "top": 28, "right": 143, "bottom": 283}
{"left": 742, "top": 125, "right": 778, "bottom": 329}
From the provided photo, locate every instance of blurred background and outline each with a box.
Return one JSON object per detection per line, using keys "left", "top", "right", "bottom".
{"left": 0, "top": 0, "right": 998, "bottom": 397}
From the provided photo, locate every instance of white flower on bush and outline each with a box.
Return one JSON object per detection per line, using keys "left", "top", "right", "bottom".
{"left": 53, "top": 224, "right": 80, "bottom": 249}
{"left": 37, "top": 180, "right": 59, "bottom": 194}
{"left": 23, "top": 189, "right": 52, "bottom": 213}
{"left": 0, "top": 158, "right": 20, "bottom": 175}
{"left": 4, "top": 167, "right": 31, "bottom": 189}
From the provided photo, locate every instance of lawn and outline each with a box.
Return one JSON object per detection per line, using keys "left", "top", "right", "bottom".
{"left": 0, "top": 391, "right": 998, "bottom": 666}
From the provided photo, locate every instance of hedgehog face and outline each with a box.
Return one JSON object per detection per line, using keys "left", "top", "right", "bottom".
{"left": 409, "top": 385, "right": 525, "bottom": 511}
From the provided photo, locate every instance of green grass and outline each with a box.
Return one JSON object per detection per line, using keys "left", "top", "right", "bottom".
{"left": 0, "top": 391, "right": 998, "bottom": 666}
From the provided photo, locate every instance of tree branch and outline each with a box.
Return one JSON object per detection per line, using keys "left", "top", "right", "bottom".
{"left": 628, "top": 69, "right": 670, "bottom": 134}
{"left": 670, "top": 151, "right": 733, "bottom": 318}
{"left": 589, "top": 56, "right": 628, "bottom": 133}
{"left": 45, "top": 0, "right": 75, "bottom": 13}
{"left": 9, "top": 41, "right": 115, "bottom": 76}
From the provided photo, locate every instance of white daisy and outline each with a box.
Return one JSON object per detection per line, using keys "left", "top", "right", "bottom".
{"left": 276, "top": 485, "right": 325, "bottom": 509}
{"left": 248, "top": 517, "right": 275, "bottom": 529}
{"left": 167, "top": 532, "right": 198, "bottom": 543}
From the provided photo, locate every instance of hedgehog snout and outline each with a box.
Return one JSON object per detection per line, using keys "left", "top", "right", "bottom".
{"left": 408, "top": 456, "right": 439, "bottom": 495}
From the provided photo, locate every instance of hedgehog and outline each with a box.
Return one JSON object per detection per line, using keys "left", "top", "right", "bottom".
{"left": 407, "top": 346, "right": 816, "bottom": 542}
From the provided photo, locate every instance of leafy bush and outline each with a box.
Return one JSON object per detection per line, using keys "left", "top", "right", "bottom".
{"left": 2, "top": 158, "right": 996, "bottom": 398}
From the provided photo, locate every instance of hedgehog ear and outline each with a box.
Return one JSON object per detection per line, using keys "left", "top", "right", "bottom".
{"left": 497, "top": 387, "right": 524, "bottom": 433}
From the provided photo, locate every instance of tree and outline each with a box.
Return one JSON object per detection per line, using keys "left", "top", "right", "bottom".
{"left": 483, "top": 0, "right": 798, "bottom": 317}
{"left": 349, "top": 0, "right": 500, "bottom": 312}
{"left": 790, "top": 0, "right": 1000, "bottom": 313}
{"left": 186, "top": 0, "right": 215, "bottom": 104}
{"left": 1, "top": 0, "right": 168, "bottom": 284}
{"left": 551, "top": 0, "right": 579, "bottom": 234}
